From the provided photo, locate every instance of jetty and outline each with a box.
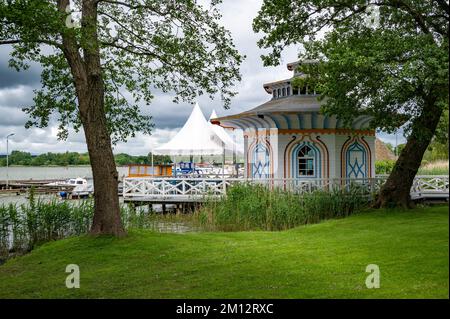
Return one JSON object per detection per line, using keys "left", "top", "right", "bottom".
{"left": 0, "top": 179, "right": 77, "bottom": 195}
{"left": 123, "top": 175, "right": 449, "bottom": 204}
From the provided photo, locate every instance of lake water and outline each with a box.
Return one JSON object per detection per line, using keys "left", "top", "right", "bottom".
{"left": 0, "top": 166, "right": 129, "bottom": 181}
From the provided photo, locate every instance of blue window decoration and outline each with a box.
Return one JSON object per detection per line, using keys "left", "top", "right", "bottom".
{"left": 252, "top": 143, "right": 270, "bottom": 179}
{"left": 292, "top": 142, "right": 321, "bottom": 179}
{"left": 346, "top": 141, "right": 367, "bottom": 178}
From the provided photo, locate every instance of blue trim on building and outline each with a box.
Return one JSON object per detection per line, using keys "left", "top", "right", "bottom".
{"left": 345, "top": 141, "right": 367, "bottom": 178}
{"left": 252, "top": 143, "right": 270, "bottom": 179}
{"left": 281, "top": 114, "right": 292, "bottom": 129}
{"left": 297, "top": 114, "right": 303, "bottom": 129}
{"left": 265, "top": 115, "right": 282, "bottom": 129}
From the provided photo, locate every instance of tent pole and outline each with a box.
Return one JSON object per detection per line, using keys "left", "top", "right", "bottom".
{"left": 233, "top": 132, "right": 237, "bottom": 177}
{"left": 174, "top": 156, "right": 177, "bottom": 177}
{"left": 222, "top": 146, "right": 225, "bottom": 179}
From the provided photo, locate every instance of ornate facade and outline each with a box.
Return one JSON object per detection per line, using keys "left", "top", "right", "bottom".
{"left": 211, "top": 61, "right": 375, "bottom": 180}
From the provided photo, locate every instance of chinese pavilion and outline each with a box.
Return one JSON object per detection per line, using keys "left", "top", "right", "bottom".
{"left": 211, "top": 60, "right": 375, "bottom": 180}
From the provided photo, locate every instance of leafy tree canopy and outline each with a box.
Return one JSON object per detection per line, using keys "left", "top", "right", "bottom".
{"left": 0, "top": 0, "right": 243, "bottom": 143}
{"left": 253, "top": 0, "right": 448, "bottom": 138}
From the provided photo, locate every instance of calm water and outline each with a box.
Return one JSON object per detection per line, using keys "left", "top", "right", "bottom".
{"left": 0, "top": 167, "right": 197, "bottom": 248}
{"left": 0, "top": 166, "right": 129, "bottom": 181}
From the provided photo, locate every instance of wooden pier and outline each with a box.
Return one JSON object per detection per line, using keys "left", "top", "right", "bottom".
{"left": 122, "top": 175, "right": 449, "bottom": 204}
{"left": 0, "top": 179, "right": 76, "bottom": 195}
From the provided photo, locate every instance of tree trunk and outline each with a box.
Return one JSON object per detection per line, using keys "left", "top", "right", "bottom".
{"left": 81, "top": 98, "right": 125, "bottom": 237}
{"left": 57, "top": 0, "right": 125, "bottom": 236}
{"left": 77, "top": 0, "right": 125, "bottom": 236}
{"left": 374, "top": 96, "right": 443, "bottom": 208}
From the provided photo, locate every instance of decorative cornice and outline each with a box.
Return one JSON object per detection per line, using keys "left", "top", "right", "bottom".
{"left": 244, "top": 128, "right": 375, "bottom": 138}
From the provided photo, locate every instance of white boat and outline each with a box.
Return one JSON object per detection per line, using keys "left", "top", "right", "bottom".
{"left": 46, "top": 177, "right": 88, "bottom": 187}
{"left": 71, "top": 183, "right": 94, "bottom": 199}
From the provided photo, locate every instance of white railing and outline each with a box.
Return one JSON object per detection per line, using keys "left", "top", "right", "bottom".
{"left": 122, "top": 175, "right": 449, "bottom": 202}
{"left": 410, "top": 175, "right": 450, "bottom": 199}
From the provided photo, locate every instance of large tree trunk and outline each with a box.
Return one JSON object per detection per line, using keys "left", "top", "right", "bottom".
{"left": 374, "top": 96, "right": 443, "bottom": 208}
{"left": 80, "top": 93, "right": 126, "bottom": 237}
{"left": 60, "top": 0, "right": 125, "bottom": 236}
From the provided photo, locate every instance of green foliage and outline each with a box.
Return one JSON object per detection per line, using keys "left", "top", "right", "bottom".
{"left": 0, "top": 150, "right": 172, "bottom": 166}
{"left": 195, "top": 183, "right": 367, "bottom": 231}
{"left": 422, "top": 111, "right": 449, "bottom": 161}
{"left": 253, "top": 1, "right": 449, "bottom": 137}
{"left": 114, "top": 152, "right": 172, "bottom": 165}
{"left": 375, "top": 160, "right": 396, "bottom": 175}
{"left": 0, "top": 0, "right": 243, "bottom": 143}
{"left": 434, "top": 110, "right": 449, "bottom": 145}
{"left": 423, "top": 140, "right": 449, "bottom": 162}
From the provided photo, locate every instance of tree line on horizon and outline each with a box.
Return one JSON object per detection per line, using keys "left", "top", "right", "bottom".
{"left": 0, "top": 151, "right": 172, "bottom": 167}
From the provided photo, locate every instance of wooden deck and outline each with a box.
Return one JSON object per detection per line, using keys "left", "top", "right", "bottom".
{"left": 123, "top": 175, "right": 449, "bottom": 203}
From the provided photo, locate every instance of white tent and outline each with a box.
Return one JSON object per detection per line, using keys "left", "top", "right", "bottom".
{"left": 154, "top": 103, "right": 225, "bottom": 156}
{"left": 208, "top": 110, "right": 243, "bottom": 154}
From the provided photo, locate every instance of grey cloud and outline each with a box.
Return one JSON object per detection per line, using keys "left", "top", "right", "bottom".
{"left": 0, "top": 106, "right": 28, "bottom": 125}
{"left": 0, "top": 85, "right": 36, "bottom": 108}
{"left": 0, "top": 46, "right": 41, "bottom": 89}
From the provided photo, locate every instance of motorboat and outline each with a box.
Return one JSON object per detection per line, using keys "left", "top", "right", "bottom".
{"left": 46, "top": 177, "right": 88, "bottom": 187}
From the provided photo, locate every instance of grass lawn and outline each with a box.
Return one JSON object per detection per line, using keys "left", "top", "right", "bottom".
{"left": 0, "top": 205, "right": 448, "bottom": 298}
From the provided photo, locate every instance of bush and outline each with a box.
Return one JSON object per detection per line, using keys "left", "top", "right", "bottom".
{"left": 375, "top": 160, "right": 396, "bottom": 174}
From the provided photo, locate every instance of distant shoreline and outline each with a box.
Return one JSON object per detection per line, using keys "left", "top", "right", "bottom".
{"left": 0, "top": 165, "right": 129, "bottom": 168}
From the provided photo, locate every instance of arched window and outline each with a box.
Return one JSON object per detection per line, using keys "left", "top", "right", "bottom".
{"left": 345, "top": 141, "right": 367, "bottom": 178}
{"left": 273, "top": 90, "right": 277, "bottom": 99}
{"left": 252, "top": 143, "right": 270, "bottom": 179}
{"left": 282, "top": 87, "right": 286, "bottom": 96}
{"left": 287, "top": 87, "right": 291, "bottom": 96}
{"left": 298, "top": 145, "right": 315, "bottom": 176}
{"left": 277, "top": 88, "right": 281, "bottom": 97}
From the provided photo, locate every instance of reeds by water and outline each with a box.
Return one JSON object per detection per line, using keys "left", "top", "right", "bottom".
{"left": 0, "top": 183, "right": 370, "bottom": 260}
{"left": 193, "top": 183, "right": 368, "bottom": 231}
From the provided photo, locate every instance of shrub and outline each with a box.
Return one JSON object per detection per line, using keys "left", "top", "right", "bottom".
{"left": 375, "top": 160, "right": 396, "bottom": 175}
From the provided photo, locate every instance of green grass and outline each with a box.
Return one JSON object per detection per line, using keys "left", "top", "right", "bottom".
{"left": 0, "top": 205, "right": 448, "bottom": 298}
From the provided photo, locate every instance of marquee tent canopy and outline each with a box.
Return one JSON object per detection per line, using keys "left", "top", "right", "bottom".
{"left": 153, "top": 103, "right": 234, "bottom": 156}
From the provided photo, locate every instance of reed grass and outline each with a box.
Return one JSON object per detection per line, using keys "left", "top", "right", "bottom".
{"left": 418, "top": 160, "right": 449, "bottom": 175}
{"left": 0, "top": 183, "right": 370, "bottom": 260}
{"left": 0, "top": 188, "right": 162, "bottom": 260}
{"left": 193, "top": 183, "right": 368, "bottom": 231}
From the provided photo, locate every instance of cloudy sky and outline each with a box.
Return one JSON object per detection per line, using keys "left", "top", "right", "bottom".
{"left": 0, "top": 0, "right": 404, "bottom": 156}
